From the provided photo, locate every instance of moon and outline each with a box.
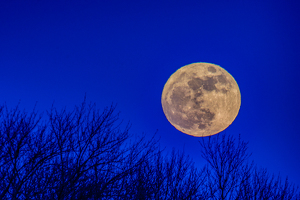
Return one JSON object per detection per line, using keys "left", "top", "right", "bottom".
{"left": 161, "top": 62, "right": 241, "bottom": 137}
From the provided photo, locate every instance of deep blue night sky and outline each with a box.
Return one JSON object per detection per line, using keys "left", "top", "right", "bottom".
{"left": 1, "top": 0, "right": 300, "bottom": 186}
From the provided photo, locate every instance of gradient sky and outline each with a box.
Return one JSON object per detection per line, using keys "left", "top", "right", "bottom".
{"left": 1, "top": 0, "right": 300, "bottom": 186}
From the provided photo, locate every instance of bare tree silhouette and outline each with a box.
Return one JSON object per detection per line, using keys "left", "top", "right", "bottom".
{"left": 0, "top": 101, "right": 205, "bottom": 200}
{"left": 0, "top": 101, "right": 155, "bottom": 199}
{"left": 0, "top": 101, "right": 299, "bottom": 199}
{"left": 200, "top": 134, "right": 300, "bottom": 200}
{"left": 238, "top": 166, "right": 300, "bottom": 199}
{"left": 114, "top": 149, "right": 206, "bottom": 200}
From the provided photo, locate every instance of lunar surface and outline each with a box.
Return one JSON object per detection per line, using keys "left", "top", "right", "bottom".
{"left": 161, "top": 62, "right": 241, "bottom": 137}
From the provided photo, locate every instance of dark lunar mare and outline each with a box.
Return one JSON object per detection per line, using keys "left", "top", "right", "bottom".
{"left": 165, "top": 86, "right": 195, "bottom": 130}
{"left": 165, "top": 74, "right": 222, "bottom": 131}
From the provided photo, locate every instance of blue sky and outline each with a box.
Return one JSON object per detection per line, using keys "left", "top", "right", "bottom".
{"left": 1, "top": 0, "right": 300, "bottom": 186}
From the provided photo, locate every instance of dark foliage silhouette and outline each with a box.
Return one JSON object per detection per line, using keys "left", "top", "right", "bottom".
{"left": 0, "top": 101, "right": 299, "bottom": 199}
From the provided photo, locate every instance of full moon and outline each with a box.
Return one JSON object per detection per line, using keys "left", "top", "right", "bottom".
{"left": 161, "top": 62, "right": 241, "bottom": 137}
